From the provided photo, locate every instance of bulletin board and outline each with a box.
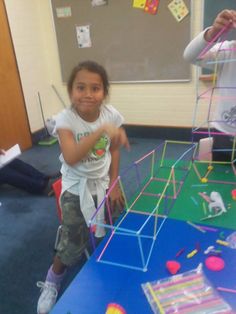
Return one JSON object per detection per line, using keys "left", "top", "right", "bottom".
{"left": 50, "top": 0, "right": 192, "bottom": 83}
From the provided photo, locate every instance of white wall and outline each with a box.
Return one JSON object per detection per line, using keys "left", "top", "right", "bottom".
{"left": 4, "top": 0, "right": 204, "bottom": 133}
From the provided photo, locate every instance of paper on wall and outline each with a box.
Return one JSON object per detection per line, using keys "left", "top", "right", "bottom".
{"left": 144, "top": 0, "right": 159, "bottom": 15}
{"left": 168, "top": 0, "right": 189, "bottom": 22}
{"left": 76, "top": 25, "right": 92, "bottom": 48}
{"left": 56, "top": 6, "right": 72, "bottom": 18}
{"left": 133, "top": 0, "right": 146, "bottom": 9}
{"left": 91, "top": 0, "right": 107, "bottom": 7}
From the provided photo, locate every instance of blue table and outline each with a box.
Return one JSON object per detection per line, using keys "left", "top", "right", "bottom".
{"left": 51, "top": 216, "right": 236, "bottom": 314}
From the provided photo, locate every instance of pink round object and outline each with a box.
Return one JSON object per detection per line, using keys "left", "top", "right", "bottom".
{"left": 232, "top": 189, "right": 236, "bottom": 200}
{"left": 205, "top": 256, "right": 225, "bottom": 271}
{"left": 166, "top": 260, "right": 181, "bottom": 275}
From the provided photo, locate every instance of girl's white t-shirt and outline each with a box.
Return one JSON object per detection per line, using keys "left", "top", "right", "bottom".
{"left": 53, "top": 104, "right": 124, "bottom": 233}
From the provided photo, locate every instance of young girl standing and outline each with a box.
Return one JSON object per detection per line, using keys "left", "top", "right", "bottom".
{"left": 37, "top": 61, "right": 129, "bottom": 314}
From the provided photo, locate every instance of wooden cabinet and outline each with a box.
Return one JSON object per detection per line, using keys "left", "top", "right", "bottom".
{"left": 0, "top": 0, "right": 32, "bottom": 150}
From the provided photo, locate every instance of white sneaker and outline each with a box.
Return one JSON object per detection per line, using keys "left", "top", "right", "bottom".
{"left": 37, "top": 281, "right": 58, "bottom": 314}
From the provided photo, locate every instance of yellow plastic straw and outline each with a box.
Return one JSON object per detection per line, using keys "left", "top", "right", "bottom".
{"left": 146, "top": 283, "right": 165, "bottom": 314}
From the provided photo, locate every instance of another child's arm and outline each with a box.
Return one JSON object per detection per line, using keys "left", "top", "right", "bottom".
{"left": 183, "top": 10, "right": 236, "bottom": 67}
{"left": 57, "top": 124, "right": 129, "bottom": 166}
{"left": 204, "top": 10, "right": 236, "bottom": 42}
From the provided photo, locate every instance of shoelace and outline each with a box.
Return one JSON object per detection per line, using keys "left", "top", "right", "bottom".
{"left": 36, "top": 281, "right": 58, "bottom": 299}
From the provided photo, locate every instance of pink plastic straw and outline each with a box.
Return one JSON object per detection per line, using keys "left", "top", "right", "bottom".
{"left": 198, "top": 225, "right": 218, "bottom": 232}
{"left": 217, "top": 287, "right": 236, "bottom": 294}
{"left": 198, "top": 24, "right": 230, "bottom": 59}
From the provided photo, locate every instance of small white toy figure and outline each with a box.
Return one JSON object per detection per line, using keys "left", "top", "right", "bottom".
{"left": 208, "top": 191, "right": 227, "bottom": 215}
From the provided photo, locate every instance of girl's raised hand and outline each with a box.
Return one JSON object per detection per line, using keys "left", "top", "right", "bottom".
{"left": 206, "top": 10, "right": 236, "bottom": 41}
{"left": 102, "top": 124, "right": 130, "bottom": 150}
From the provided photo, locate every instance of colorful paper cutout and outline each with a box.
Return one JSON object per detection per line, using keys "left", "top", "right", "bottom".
{"left": 133, "top": 0, "right": 146, "bottom": 9}
{"left": 168, "top": 0, "right": 189, "bottom": 22}
{"left": 144, "top": 0, "right": 159, "bottom": 15}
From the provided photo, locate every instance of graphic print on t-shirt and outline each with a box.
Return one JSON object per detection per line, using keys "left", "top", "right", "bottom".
{"left": 91, "top": 135, "right": 109, "bottom": 159}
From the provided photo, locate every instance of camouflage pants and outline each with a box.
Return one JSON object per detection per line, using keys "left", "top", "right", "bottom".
{"left": 55, "top": 191, "right": 93, "bottom": 266}
{"left": 56, "top": 190, "right": 123, "bottom": 266}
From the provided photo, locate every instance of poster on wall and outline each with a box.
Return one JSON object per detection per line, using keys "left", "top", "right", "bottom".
{"left": 91, "top": 0, "right": 107, "bottom": 7}
{"left": 76, "top": 25, "right": 92, "bottom": 48}
{"left": 168, "top": 0, "right": 189, "bottom": 22}
{"left": 56, "top": 6, "right": 72, "bottom": 18}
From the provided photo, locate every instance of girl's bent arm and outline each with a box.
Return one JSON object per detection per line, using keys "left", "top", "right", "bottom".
{"left": 57, "top": 124, "right": 129, "bottom": 166}
{"left": 57, "top": 128, "right": 104, "bottom": 165}
{"left": 109, "top": 144, "right": 120, "bottom": 184}
{"left": 108, "top": 142, "right": 125, "bottom": 210}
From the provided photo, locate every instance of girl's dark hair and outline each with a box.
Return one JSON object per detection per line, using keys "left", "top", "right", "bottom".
{"left": 67, "top": 60, "right": 110, "bottom": 97}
